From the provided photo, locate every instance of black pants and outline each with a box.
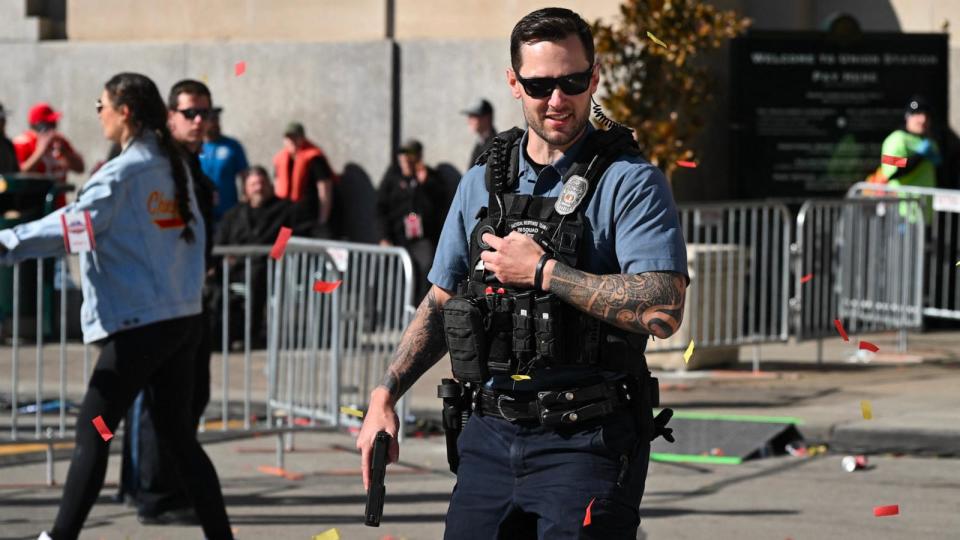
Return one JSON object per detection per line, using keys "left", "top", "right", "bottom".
{"left": 118, "top": 307, "right": 212, "bottom": 515}
{"left": 404, "top": 238, "right": 435, "bottom": 303}
{"left": 51, "top": 315, "right": 232, "bottom": 540}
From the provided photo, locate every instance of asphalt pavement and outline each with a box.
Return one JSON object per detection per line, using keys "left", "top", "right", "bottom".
{"left": 1, "top": 328, "right": 959, "bottom": 538}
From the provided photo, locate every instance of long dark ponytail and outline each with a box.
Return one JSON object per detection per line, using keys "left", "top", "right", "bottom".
{"left": 104, "top": 72, "right": 196, "bottom": 243}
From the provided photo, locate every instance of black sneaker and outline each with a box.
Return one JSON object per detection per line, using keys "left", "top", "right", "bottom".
{"left": 137, "top": 507, "right": 199, "bottom": 526}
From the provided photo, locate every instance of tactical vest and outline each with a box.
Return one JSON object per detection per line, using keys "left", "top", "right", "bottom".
{"left": 442, "top": 126, "right": 649, "bottom": 384}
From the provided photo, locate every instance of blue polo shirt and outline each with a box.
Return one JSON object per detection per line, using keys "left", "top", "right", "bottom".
{"left": 428, "top": 125, "right": 687, "bottom": 289}
{"left": 428, "top": 125, "right": 688, "bottom": 390}
{"left": 200, "top": 135, "right": 249, "bottom": 222}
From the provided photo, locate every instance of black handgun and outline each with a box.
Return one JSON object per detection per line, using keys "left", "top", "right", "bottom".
{"left": 365, "top": 430, "right": 391, "bottom": 527}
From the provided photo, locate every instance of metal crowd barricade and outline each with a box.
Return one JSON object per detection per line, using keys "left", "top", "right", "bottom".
{"left": 2, "top": 255, "right": 88, "bottom": 485}
{"left": 265, "top": 237, "right": 415, "bottom": 441}
{"left": 846, "top": 182, "right": 960, "bottom": 322}
{"left": 205, "top": 245, "right": 276, "bottom": 434}
{"left": 646, "top": 201, "right": 792, "bottom": 372}
{"left": 0, "top": 238, "right": 414, "bottom": 485}
{"left": 792, "top": 197, "right": 925, "bottom": 360}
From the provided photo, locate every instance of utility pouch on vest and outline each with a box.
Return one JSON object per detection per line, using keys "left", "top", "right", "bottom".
{"left": 442, "top": 296, "right": 489, "bottom": 383}
{"left": 511, "top": 292, "right": 535, "bottom": 364}
{"left": 534, "top": 295, "right": 561, "bottom": 362}
{"left": 487, "top": 309, "right": 514, "bottom": 375}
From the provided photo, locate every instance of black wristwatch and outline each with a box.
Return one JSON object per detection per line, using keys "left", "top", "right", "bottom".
{"left": 534, "top": 253, "right": 554, "bottom": 291}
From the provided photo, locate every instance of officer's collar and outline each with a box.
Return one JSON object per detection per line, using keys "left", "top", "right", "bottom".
{"left": 519, "top": 123, "right": 595, "bottom": 185}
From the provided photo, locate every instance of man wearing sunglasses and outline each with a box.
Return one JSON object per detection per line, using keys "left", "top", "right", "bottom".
{"left": 114, "top": 79, "right": 219, "bottom": 526}
{"left": 358, "top": 7, "right": 688, "bottom": 540}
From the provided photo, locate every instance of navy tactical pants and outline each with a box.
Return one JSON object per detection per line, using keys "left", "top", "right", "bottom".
{"left": 444, "top": 407, "right": 650, "bottom": 540}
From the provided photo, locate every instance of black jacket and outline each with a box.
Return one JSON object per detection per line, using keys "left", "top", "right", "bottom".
{"left": 376, "top": 165, "right": 448, "bottom": 247}
{"left": 0, "top": 136, "right": 18, "bottom": 174}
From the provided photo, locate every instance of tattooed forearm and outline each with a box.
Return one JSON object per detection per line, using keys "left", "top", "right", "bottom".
{"left": 548, "top": 264, "right": 687, "bottom": 338}
{"left": 379, "top": 287, "right": 449, "bottom": 399}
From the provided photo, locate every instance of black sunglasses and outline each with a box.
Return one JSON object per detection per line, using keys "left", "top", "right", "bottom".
{"left": 515, "top": 66, "right": 595, "bottom": 99}
{"left": 176, "top": 108, "right": 214, "bottom": 121}
{"left": 95, "top": 99, "right": 103, "bottom": 114}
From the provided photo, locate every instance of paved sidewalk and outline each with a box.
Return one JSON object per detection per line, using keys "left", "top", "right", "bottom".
{"left": 407, "top": 329, "right": 960, "bottom": 456}
{"left": 1, "top": 329, "right": 959, "bottom": 539}
{"left": 1, "top": 431, "right": 957, "bottom": 540}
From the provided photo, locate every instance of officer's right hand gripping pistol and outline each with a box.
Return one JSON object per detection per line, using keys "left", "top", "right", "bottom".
{"left": 365, "top": 430, "right": 391, "bottom": 527}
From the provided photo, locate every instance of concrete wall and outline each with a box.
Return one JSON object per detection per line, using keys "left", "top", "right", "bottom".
{"left": 0, "top": 0, "right": 41, "bottom": 41}
{"left": 399, "top": 39, "right": 525, "bottom": 177}
{"left": 67, "top": 0, "right": 387, "bottom": 42}
{"left": 0, "top": 40, "right": 393, "bottom": 240}
{"left": 0, "top": 0, "right": 957, "bottom": 211}
{"left": 393, "top": 0, "right": 621, "bottom": 39}
{"left": 65, "top": 0, "right": 621, "bottom": 42}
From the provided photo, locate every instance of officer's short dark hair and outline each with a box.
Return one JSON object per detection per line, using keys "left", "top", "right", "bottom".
{"left": 167, "top": 79, "right": 212, "bottom": 110}
{"left": 510, "top": 7, "right": 594, "bottom": 74}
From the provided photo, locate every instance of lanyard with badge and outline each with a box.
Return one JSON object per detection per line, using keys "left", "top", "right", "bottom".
{"left": 60, "top": 210, "right": 95, "bottom": 253}
{"left": 401, "top": 177, "right": 424, "bottom": 240}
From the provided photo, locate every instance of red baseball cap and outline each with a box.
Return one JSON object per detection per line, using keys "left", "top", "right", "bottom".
{"left": 28, "top": 102, "right": 62, "bottom": 126}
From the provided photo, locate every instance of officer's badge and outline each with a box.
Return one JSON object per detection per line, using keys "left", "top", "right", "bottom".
{"left": 555, "top": 175, "right": 589, "bottom": 215}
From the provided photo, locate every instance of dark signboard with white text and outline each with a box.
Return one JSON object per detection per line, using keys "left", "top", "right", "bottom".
{"left": 730, "top": 30, "right": 948, "bottom": 198}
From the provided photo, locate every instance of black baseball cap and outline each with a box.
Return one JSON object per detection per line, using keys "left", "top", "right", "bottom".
{"left": 284, "top": 122, "right": 305, "bottom": 137}
{"left": 398, "top": 139, "right": 423, "bottom": 155}
{"left": 461, "top": 99, "right": 493, "bottom": 117}
{"left": 905, "top": 96, "right": 930, "bottom": 115}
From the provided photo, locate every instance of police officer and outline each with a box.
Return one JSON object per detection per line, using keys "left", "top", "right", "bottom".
{"left": 357, "top": 7, "right": 688, "bottom": 539}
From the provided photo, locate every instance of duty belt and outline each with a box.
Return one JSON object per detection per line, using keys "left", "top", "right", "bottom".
{"left": 477, "top": 380, "right": 633, "bottom": 427}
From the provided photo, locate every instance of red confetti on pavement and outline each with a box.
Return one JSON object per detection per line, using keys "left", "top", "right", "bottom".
{"left": 582, "top": 497, "right": 595, "bottom": 527}
{"left": 833, "top": 319, "right": 849, "bottom": 341}
{"left": 676, "top": 160, "right": 697, "bottom": 168}
{"left": 258, "top": 465, "right": 304, "bottom": 481}
{"left": 873, "top": 504, "right": 899, "bottom": 517}
{"left": 800, "top": 273, "right": 814, "bottom": 284}
{"left": 234, "top": 61, "right": 246, "bottom": 76}
{"left": 881, "top": 155, "right": 907, "bottom": 167}
{"left": 92, "top": 415, "right": 113, "bottom": 442}
{"left": 859, "top": 340, "right": 880, "bottom": 353}
{"left": 312, "top": 279, "right": 342, "bottom": 293}
{"left": 270, "top": 226, "right": 293, "bottom": 260}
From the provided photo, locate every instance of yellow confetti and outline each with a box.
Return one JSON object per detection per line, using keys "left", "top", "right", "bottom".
{"left": 510, "top": 374, "right": 531, "bottom": 381}
{"left": 860, "top": 400, "right": 873, "bottom": 420}
{"left": 956, "top": 260, "right": 960, "bottom": 267}
{"left": 313, "top": 528, "right": 340, "bottom": 540}
{"left": 339, "top": 406, "right": 364, "bottom": 419}
{"left": 683, "top": 340, "right": 695, "bottom": 364}
{"left": 647, "top": 31, "right": 668, "bottom": 48}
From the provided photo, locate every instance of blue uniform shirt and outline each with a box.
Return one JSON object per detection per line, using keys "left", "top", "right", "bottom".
{"left": 429, "top": 125, "right": 687, "bottom": 288}
{"left": 200, "top": 136, "right": 249, "bottom": 222}
{"left": 428, "top": 125, "right": 688, "bottom": 389}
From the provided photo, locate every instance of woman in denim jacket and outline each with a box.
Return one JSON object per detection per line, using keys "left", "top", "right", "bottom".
{"left": 0, "top": 73, "right": 233, "bottom": 540}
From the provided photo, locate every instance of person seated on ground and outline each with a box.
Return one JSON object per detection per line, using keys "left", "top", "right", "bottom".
{"left": 206, "top": 165, "right": 293, "bottom": 348}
